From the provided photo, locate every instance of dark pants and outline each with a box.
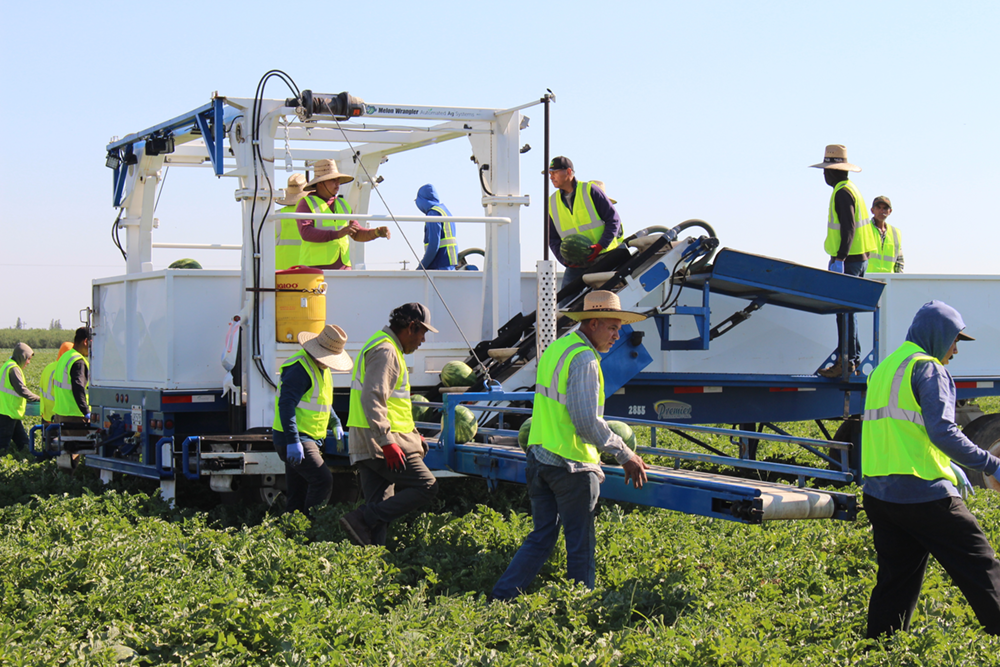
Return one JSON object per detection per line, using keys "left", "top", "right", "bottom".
{"left": 273, "top": 430, "right": 332, "bottom": 517}
{"left": 832, "top": 258, "right": 867, "bottom": 365}
{"left": 0, "top": 415, "right": 28, "bottom": 451}
{"left": 864, "top": 493, "right": 1000, "bottom": 638}
{"left": 357, "top": 451, "right": 438, "bottom": 546}
{"left": 561, "top": 265, "right": 588, "bottom": 290}
{"left": 492, "top": 447, "right": 600, "bottom": 600}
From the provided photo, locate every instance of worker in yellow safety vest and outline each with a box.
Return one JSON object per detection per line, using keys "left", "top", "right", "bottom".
{"left": 861, "top": 300, "right": 1000, "bottom": 638}
{"left": 491, "top": 291, "right": 649, "bottom": 600}
{"left": 295, "top": 159, "right": 390, "bottom": 270}
{"left": 547, "top": 156, "right": 625, "bottom": 288}
{"left": 39, "top": 341, "right": 74, "bottom": 423}
{"left": 810, "top": 145, "right": 878, "bottom": 378}
{"left": 340, "top": 302, "right": 440, "bottom": 547}
{"left": 867, "top": 195, "right": 904, "bottom": 273}
{"left": 52, "top": 327, "right": 91, "bottom": 425}
{"left": 274, "top": 173, "right": 311, "bottom": 271}
{"left": 272, "top": 324, "right": 353, "bottom": 517}
{"left": 0, "top": 343, "right": 41, "bottom": 451}
{"left": 414, "top": 184, "right": 459, "bottom": 270}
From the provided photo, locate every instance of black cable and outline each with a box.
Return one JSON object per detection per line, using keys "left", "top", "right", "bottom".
{"left": 111, "top": 208, "right": 126, "bottom": 261}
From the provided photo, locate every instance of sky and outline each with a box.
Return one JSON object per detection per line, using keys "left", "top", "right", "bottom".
{"left": 2, "top": 0, "right": 998, "bottom": 330}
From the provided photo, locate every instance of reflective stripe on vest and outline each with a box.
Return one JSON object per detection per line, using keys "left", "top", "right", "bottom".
{"left": 529, "top": 331, "right": 605, "bottom": 465}
{"left": 861, "top": 341, "right": 957, "bottom": 484}
{"left": 867, "top": 225, "right": 902, "bottom": 273}
{"left": 548, "top": 182, "right": 622, "bottom": 254}
{"left": 0, "top": 359, "right": 26, "bottom": 419}
{"left": 824, "top": 180, "right": 878, "bottom": 256}
{"left": 275, "top": 204, "right": 303, "bottom": 271}
{"left": 272, "top": 349, "right": 333, "bottom": 440}
{"left": 427, "top": 205, "right": 458, "bottom": 266}
{"left": 347, "top": 331, "right": 414, "bottom": 432}
{"left": 52, "top": 350, "right": 88, "bottom": 418}
{"left": 299, "top": 195, "right": 353, "bottom": 267}
{"left": 39, "top": 360, "right": 58, "bottom": 422}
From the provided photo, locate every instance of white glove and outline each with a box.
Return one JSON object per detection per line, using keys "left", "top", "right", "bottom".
{"left": 335, "top": 425, "right": 345, "bottom": 442}
{"left": 951, "top": 461, "right": 975, "bottom": 499}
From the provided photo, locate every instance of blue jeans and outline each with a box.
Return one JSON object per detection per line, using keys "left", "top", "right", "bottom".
{"left": 832, "top": 258, "right": 867, "bottom": 365}
{"left": 492, "top": 447, "right": 600, "bottom": 600}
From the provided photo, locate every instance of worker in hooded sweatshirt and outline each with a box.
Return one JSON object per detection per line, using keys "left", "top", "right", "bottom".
{"left": 0, "top": 343, "right": 41, "bottom": 451}
{"left": 414, "top": 184, "right": 459, "bottom": 270}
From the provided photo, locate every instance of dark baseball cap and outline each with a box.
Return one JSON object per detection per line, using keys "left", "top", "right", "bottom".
{"left": 872, "top": 196, "right": 892, "bottom": 209}
{"left": 397, "top": 302, "right": 439, "bottom": 333}
{"left": 549, "top": 156, "right": 573, "bottom": 171}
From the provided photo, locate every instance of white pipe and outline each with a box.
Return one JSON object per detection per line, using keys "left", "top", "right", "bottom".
{"left": 267, "top": 213, "right": 511, "bottom": 225}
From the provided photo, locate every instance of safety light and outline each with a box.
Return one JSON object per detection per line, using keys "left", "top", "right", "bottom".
{"left": 145, "top": 133, "right": 175, "bottom": 156}
{"left": 106, "top": 150, "right": 121, "bottom": 169}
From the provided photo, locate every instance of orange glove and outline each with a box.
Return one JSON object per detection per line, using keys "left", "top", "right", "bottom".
{"left": 585, "top": 244, "right": 603, "bottom": 263}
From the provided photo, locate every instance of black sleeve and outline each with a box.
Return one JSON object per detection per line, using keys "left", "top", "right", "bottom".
{"left": 834, "top": 187, "right": 856, "bottom": 260}
{"left": 70, "top": 360, "right": 89, "bottom": 414}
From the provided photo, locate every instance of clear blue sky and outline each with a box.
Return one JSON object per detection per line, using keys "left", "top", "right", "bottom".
{"left": 2, "top": 0, "right": 998, "bottom": 329}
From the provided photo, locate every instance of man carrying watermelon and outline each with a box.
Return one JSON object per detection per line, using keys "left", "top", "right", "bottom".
{"left": 491, "top": 291, "right": 649, "bottom": 600}
{"left": 547, "top": 156, "right": 624, "bottom": 288}
{"left": 341, "top": 303, "right": 441, "bottom": 546}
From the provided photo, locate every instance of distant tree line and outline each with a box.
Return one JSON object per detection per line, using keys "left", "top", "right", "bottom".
{"left": 0, "top": 329, "right": 74, "bottom": 349}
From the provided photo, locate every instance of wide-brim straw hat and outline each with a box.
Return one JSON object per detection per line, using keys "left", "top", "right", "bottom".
{"left": 590, "top": 180, "right": 617, "bottom": 205}
{"left": 563, "top": 290, "right": 646, "bottom": 325}
{"left": 306, "top": 159, "right": 355, "bottom": 188}
{"left": 275, "top": 173, "right": 310, "bottom": 206}
{"left": 298, "top": 324, "right": 353, "bottom": 371}
{"left": 809, "top": 144, "right": 861, "bottom": 172}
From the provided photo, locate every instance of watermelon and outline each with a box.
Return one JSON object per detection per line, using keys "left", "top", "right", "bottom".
{"left": 517, "top": 418, "right": 532, "bottom": 451}
{"left": 442, "top": 405, "right": 478, "bottom": 444}
{"left": 441, "top": 360, "right": 477, "bottom": 387}
{"left": 168, "top": 258, "right": 202, "bottom": 269}
{"left": 603, "top": 420, "right": 637, "bottom": 465}
{"left": 560, "top": 234, "right": 593, "bottom": 265}
{"left": 411, "top": 394, "right": 429, "bottom": 422}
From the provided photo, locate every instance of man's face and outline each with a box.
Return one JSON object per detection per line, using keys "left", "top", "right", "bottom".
{"left": 80, "top": 339, "right": 91, "bottom": 358}
{"left": 582, "top": 317, "right": 622, "bottom": 353}
{"left": 317, "top": 179, "right": 341, "bottom": 199}
{"left": 872, "top": 202, "right": 891, "bottom": 224}
{"left": 823, "top": 169, "right": 842, "bottom": 187}
{"left": 549, "top": 167, "right": 573, "bottom": 191}
{"left": 398, "top": 322, "right": 428, "bottom": 355}
{"left": 942, "top": 337, "right": 959, "bottom": 365}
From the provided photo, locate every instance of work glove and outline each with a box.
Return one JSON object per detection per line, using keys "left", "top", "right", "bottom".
{"left": 335, "top": 425, "right": 345, "bottom": 443}
{"left": 84, "top": 412, "right": 92, "bottom": 423}
{"left": 585, "top": 244, "right": 604, "bottom": 263}
{"left": 992, "top": 468, "right": 1000, "bottom": 487}
{"left": 951, "top": 461, "right": 974, "bottom": 499}
{"left": 383, "top": 442, "right": 406, "bottom": 472}
{"left": 829, "top": 259, "right": 845, "bottom": 274}
{"left": 286, "top": 441, "right": 305, "bottom": 466}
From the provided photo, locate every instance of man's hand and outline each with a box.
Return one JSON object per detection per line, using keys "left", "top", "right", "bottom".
{"left": 335, "top": 425, "right": 345, "bottom": 443}
{"left": 622, "top": 455, "right": 649, "bottom": 489}
{"left": 585, "top": 244, "right": 603, "bottom": 263}
{"left": 383, "top": 442, "right": 406, "bottom": 471}
{"left": 286, "top": 441, "right": 305, "bottom": 466}
{"left": 829, "top": 259, "right": 845, "bottom": 273}
{"left": 376, "top": 226, "right": 391, "bottom": 239}
{"left": 346, "top": 220, "right": 363, "bottom": 236}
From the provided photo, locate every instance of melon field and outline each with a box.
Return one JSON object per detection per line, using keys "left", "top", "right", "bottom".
{"left": 4, "top": 348, "right": 1000, "bottom": 665}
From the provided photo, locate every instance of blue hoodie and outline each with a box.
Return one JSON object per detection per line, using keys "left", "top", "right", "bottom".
{"left": 864, "top": 300, "right": 1000, "bottom": 503}
{"left": 415, "top": 184, "right": 457, "bottom": 270}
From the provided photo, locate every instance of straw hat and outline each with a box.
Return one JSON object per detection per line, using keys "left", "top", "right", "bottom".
{"left": 298, "top": 324, "right": 353, "bottom": 371}
{"left": 275, "top": 173, "right": 310, "bottom": 206}
{"left": 808, "top": 144, "right": 861, "bottom": 172}
{"left": 306, "top": 159, "right": 354, "bottom": 188}
{"left": 563, "top": 290, "right": 646, "bottom": 325}
{"left": 590, "top": 180, "right": 617, "bottom": 205}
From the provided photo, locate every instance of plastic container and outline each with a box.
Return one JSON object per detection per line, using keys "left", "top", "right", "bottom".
{"left": 275, "top": 267, "right": 327, "bottom": 343}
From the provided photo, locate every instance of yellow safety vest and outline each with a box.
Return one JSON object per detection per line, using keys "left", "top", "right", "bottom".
{"left": 427, "top": 205, "right": 458, "bottom": 266}
{"left": 868, "top": 224, "right": 902, "bottom": 273}
{"left": 861, "top": 341, "right": 957, "bottom": 484}
{"left": 548, "top": 182, "right": 622, "bottom": 254}
{"left": 272, "top": 349, "right": 333, "bottom": 440}
{"left": 528, "top": 331, "right": 605, "bottom": 464}
{"left": 40, "top": 360, "right": 58, "bottom": 422}
{"left": 52, "top": 350, "right": 89, "bottom": 418}
{"left": 275, "top": 204, "right": 303, "bottom": 271}
{"left": 299, "top": 195, "right": 353, "bottom": 267}
{"left": 347, "top": 331, "right": 414, "bottom": 432}
{"left": 824, "top": 180, "right": 877, "bottom": 257}
{"left": 0, "top": 359, "right": 27, "bottom": 420}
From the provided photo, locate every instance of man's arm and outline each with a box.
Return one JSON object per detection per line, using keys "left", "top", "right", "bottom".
{"left": 894, "top": 229, "right": 904, "bottom": 272}
{"left": 913, "top": 361, "right": 1000, "bottom": 474}
{"left": 277, "top": 363, "right": 313, "bottom": 443}
{"left": 834, "top": 188, "right": 856, "bottom": 259}
{"left": 565, "top": 354, "right": 635, "bottom": 464}
{"left": 8, "top": 366, "right": 40, "bottom": 402}
{"left": 70, "top": 360, "right": 89, "bottom": 415}
{"left": 360, "top": 344, "right": 398, "bottom": 448}
{"left": 295, "top": 198, "right": 354, "bottom": 241}
{"left": 589, "top": 185, "right": 622, "bottom": 249}
{"left": 419, "top": 219, "right": 443, "bottom": 268}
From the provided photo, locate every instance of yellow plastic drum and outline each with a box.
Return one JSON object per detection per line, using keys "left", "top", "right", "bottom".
{"left": 275, "top": 267, "right": 327, "bottom": 343}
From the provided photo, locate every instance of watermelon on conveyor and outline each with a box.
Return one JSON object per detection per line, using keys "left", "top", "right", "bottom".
{"left": 411, "top": 394, "right": 429, "bottom": 422}
{"left": 442, "top": 405, "right": 478, "bottom": 444}
{"left": 441, "top": 360, "right": 477, "bottom": 387}
{"left": 168, "top": 258, "right": 203, "bottom": 269}
{"left": 518, "top": 418, "right": 532, "bottom": 451}
{"left": 603, "top": 420, "right": 637, "bottom": 465}
{"left": 559, "top": 234, "right": 593, "bottom": 265}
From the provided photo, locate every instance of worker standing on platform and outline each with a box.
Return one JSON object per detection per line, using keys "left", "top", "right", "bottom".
{"left": 547, "top": 157, "right": 624, "bottom": 288}
{"left": 867, "top": 196, "right": 904, "bottom": 273}
{"left": 0, "top": 343, "right": 41, "bottom": 451}
{"left": 52, "top": 328, "right": 91, "bottom": 425}
{"left": 810, "top": 145, "right": 877, "bottom": 378}
{"left": 863, "top": 300, "right": 1000, "bottom": 638}
{"left": 40, "top": 342, "right": 73, "bottom": 424}
{"left": 414, "top": 184, "right": 458, "bottom": 270}
{"left": 297, "top": 159, "right": 390, "bottom": 270}
{"left": 273, "top": 324, "right": 352, "bottom": 517}
{"left": 341, "top": 303, "right": 440, "bottom": 547}
{"left": 274, "top": 173, "right": 310, "bottom": 271}
{"left": 491, "top": 291, "right": 649, "bottom": 600}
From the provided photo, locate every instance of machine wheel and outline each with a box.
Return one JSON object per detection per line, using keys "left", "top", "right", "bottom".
{"left": 959, "top": 414, "right": 1000, "bottom": 489}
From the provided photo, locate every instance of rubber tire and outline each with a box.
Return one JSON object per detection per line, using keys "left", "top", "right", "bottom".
{"left": 959, "top": 413, "right": 1000, "bottom": 489}
{"left": 833, "top": 417, "right": 862, "bottom": 483}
